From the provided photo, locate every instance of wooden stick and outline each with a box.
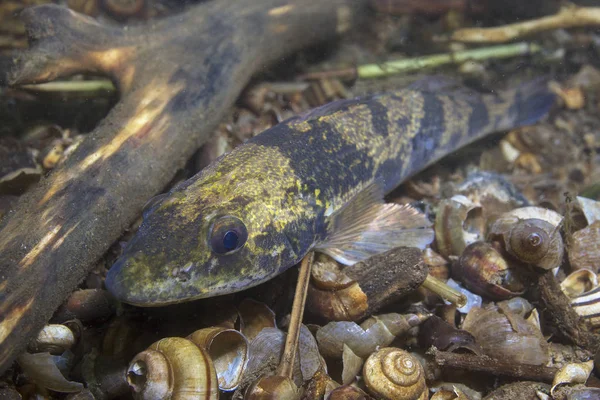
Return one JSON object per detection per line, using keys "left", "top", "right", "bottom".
{"left": 431, "top": 348, "right": 559, "bottom": 382}
{"left": 277, "top": 252, "right": 314, "bottom": 379}
{"left": 537, "top": 271, "right": 600, "bottom": 354}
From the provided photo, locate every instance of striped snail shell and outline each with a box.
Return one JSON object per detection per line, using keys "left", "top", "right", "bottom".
{"left": 127, "top": 337, "right": 218, "bottom": 400}
{"left": 363, "top": 348, "right": 427, "bottom": 400}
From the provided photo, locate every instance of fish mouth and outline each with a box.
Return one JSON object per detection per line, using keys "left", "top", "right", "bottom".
{"left": 105, "top": 256, "right": 267, "bottom": 306}
{"left": 105, "top": 258, "right": 187, "bottom": 307}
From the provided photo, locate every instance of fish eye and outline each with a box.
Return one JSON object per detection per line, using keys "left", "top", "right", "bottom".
{"left": 209, "top": 216, "right": 248, "bottom": 254}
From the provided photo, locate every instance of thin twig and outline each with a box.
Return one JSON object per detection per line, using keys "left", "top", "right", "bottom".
{"left": 452, "top": 5, "right": 600, "bottom": 43}
{"left": 277, "top": 252, "right": 315, "bottom": 379}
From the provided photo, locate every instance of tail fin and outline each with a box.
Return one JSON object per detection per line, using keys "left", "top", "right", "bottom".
{"left": 495, "top": 77, "right": 556, "bottom": 131}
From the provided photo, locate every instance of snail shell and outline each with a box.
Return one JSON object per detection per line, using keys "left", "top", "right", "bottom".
{"left": 454, "top": 242, "right": 525, "bottom": 300}
{"left": 363, "top": 348, "right": 427, "bottom": 400}
{"left": 488, "top": 207, "right": 564, "bottom": 270}
{"left": 317, "top": 313, "right": 429, "bottom": 359}
{"left": 29, "top": 324, "right": 77, "bottom": 355}
{"left": 462, "top": 304, "right": 549, "bottom": 366}
{"left": 570, "top": 285, "right": 600, "bottom": 331}
{"left": 187, "top": 327, "right": 249, "bottom": 392}
{"left": 306, "top": 254, "right": 368, "bottom": 321}
{"left": 306, "top": 282, "right": 368, "bottom": 322}
{"left": 435, "top": 195, "right": 484, "bottom": 258}
{"left": 127, "top": 337, "right": 218, "bottom": 399}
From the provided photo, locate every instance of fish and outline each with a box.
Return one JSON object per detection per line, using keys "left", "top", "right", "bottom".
{"left": 105, "top": 78, "right": 555, "bottom": 306}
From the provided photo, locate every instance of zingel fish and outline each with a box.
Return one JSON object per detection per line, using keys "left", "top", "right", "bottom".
{"left": 106, "top": 78, "right": 555, "bottom": 306}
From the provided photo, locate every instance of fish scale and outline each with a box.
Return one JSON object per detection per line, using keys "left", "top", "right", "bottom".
{"left": 106, "top": 79, "right": 555, "bottom": 306}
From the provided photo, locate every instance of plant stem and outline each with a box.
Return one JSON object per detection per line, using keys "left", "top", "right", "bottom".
{"left": 357, "top": 43, "right": 540, "bottom": 79}
{"left": 421, "top": 274, "right": 467, "bottom": 308}
{"left": 21, "top": 80, "right": 116, "bottom": 92}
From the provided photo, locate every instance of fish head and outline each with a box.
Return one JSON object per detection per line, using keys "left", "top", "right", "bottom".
{"left": 106, "top": 148, "right": 314, "bottom": 306}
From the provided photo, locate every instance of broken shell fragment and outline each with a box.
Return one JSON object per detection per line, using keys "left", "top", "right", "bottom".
{"left": 341, "top": 344, "right": 363, "bottom": 385}
{"left": 238, "top": 299, "right": 276, "bottom": 341}
{"left": 423, "top": 248, "right": 449, "bottom": 280}
{"left": 568, "top": 221, "right": 600, "bottom": 273}
{"left": 550, "top": 360, "right": 594, "bottom": 396}
{"left": 187, "top": 327, "right": 249, "bottom": 392}
{"left": 454, "top": 242, "right": 525, "bottom": 300}
{"left": 488, "top": 207, "right": 564, "bottom": 270}
{"left": 245, "top": 375, "right": 300, "bottom": 400}
{"left": 497, "top": 296, "right": 534, "bottom": 316}
{"left": 241, "top": 325, "right": 319, "bottom": 390}
{"left": 462, "top": 304, "right": 549, "bottom": 366}
{"left": 443, "top": 278, "right": 481, "bottom": 313}
{"left": 574, "top": 196, "right": 600, "bottom": 225}
{"left": 0, "top": 137, "right": 42, "bottom": 195}
{"left": 127, "top": 337, "right": 218, "bottom": 399}
{"left": 316, "top": 313, "right": 429, "bottom": 359}
{"left": 363, "top": 348, "right": 428, "bottom": 400}
{"left": 311, "top": 254, "right": 355, "bottom": 290}
{"left": 435, "top": 195, "right": 484, "bottom": 258}
{"left": 560, "top": 269, "right": 598, "bottom": 298}
{"left": 453, "top": 171, "right": 530, "bottom": 221}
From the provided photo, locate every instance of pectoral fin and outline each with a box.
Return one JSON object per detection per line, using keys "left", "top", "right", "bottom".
{"left": 315, "top": 180, "right": 434, "bottom": 265}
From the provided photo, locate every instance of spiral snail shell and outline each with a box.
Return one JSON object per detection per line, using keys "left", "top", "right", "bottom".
{"left": 488, "top": 207, "right": 564, "bottom": 270}
{"left": 127, "top": 337, "right": 218, "bottom": 399}
{"left": 363, "top": 348, "right": 427, "bottom": 400}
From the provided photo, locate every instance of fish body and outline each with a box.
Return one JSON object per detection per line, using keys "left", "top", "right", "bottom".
{"left": 106, "top": 79, "right": 554, "bottom": 306}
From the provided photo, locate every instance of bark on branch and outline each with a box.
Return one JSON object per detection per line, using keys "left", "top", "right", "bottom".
{"left": 0, "top": 0, "right": 367, "bottom": 372}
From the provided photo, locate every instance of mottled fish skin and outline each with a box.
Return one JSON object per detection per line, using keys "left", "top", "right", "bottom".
{"left": 106, "top": 80, "right": 555, "bottom": 306}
